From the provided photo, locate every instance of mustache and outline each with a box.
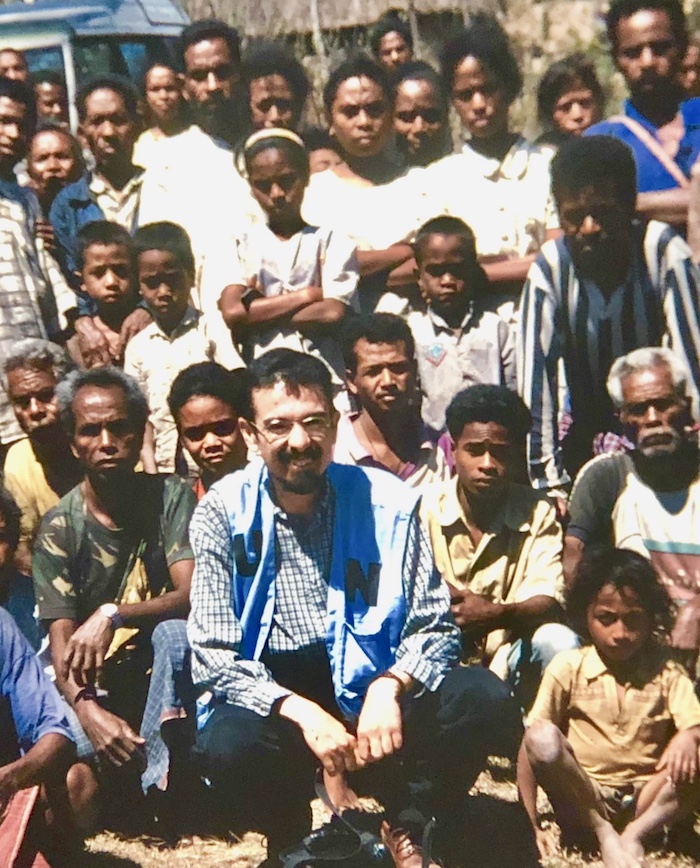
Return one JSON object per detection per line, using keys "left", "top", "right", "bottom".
{"left": 278, "top": 445, "right": 323, "bottom": 465}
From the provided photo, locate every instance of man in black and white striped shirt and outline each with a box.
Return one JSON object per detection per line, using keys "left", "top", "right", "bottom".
{"left": 518, "top": 136, "right": 700, "bottom": 508}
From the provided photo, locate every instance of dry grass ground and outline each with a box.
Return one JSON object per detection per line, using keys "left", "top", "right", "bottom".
{"left": 83, "top": 761, "right": 700, "bottom": 868}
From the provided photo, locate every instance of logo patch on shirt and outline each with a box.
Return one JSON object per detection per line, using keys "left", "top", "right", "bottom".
{"left": 424, "top": 343, "right": 447, "bottom": 367}
{"left": 233, "top": 531, "right": 263, "bottom": 577}
{"left": 345, "top": 560, "right": 381, "bottom": 607}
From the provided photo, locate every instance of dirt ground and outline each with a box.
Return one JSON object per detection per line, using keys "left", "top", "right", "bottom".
{"left": 83, "top": 763, "right": 700, "bottom": 868}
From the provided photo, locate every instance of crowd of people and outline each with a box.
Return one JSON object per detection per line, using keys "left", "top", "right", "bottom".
{"left": 4, "top": 0, "right": 700, "bottom": 866}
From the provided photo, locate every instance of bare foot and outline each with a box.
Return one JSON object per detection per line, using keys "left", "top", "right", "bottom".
{"left": 598, "top": 826, "right": 648, "bottom": 868}
{"left": 535, "top": 827, "right": 558, "bottom": 861}
{"left": 323, "top": 770, "right": 358, "bottom": 811}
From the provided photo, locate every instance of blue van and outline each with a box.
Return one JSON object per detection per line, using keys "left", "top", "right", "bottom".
{"left": 0, "top": 0, "right": 190, "bottom": 128}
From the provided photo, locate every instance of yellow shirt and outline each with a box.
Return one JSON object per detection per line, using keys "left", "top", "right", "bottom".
{"left": 3, "top": 438, "right": 60, "bottom": 548}
{"left": 528, "top": 645, "right": 700, "bottom": 785}
{"left": 420, "top": 479, "right": 565, "bottom": 675}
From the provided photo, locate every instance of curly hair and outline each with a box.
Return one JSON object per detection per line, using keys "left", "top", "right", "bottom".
{"left": 567, "top": 547, "right": 674, "bottom": 646}
{"left": 56, "top": 367, "right": 149, "bottom": 439}
{"left": 340, "top": 313, "right": 415, "bottom": 375}
{"left": 440, "top": 13, "right": 522, "bottom": 103}
{"left": 243, "top": 42, "right": 309, "bottom": 113}
{"left": 369, "top": 12, "right": 414, "bottom": 56}
{"left": 606, "top": 0, "right": 687, "bottom": 55}
{"left": 323, "top": 53, "right": 390, "bottom": 116}
{"left": 445, "top": 384, "right": 531, "bottom": 444}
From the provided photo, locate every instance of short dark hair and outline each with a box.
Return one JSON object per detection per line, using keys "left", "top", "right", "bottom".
{"left": 413, "top": 216, "right": 489, "bottom": 296}
{"left": 302, "top": 126, "right": 340, "bottom": 154}
{"left": 180, "top": 19, "right": 241, "bottom": 66}
{"left": 76, "top": 220, "right": 134, "bottom": 272}
{"left": 413, "top": 215, "right": 479, "bottom": 264}
{"left": 0, "top": 487, "right": 21, "bottom": 552}
{"left": 567, "top": 546, "right": 674, "bottom": 645}
{"left": 551, "top": 135, "right": 638, "bottom": 213}
{"left": 369, "top": 11, "right": 414, "bottom": 56}
{"left": 391, "top": 59, "right": 447, "bottom": 110}
{"left": 244, "top": 43, "right": 309, "bottom": 112}
{"left": 243, "top": 349, "right": 334, "bottom": 419}
{"left": 133, "top": 221, "right": 195, "bottom": 275}
{"left": 0, "top": 76, "right": 36, "bottom": 130}
{"left": 445, "top": 385, "right": 532, "bottom": 443}
{"left": 30, "top": 122, "right": 84, "bottom": 170}
{"left": 56, "top": 366, "right": 149, "bottom": 439}
{"left": 244, "top": 132, "right": 310, "bottom": 184}
{"left": 323, "top": 54, "right": 391, "bottom": 116}
{"left": 440, "top": 13, "right": 522, "bottom": 103}
{"left": 607, "top": 0, "right": 687, "bottom": 54}
{"left": 168, "top": 362, "right": 251, "bottom": 422}
{"left": 141, "top": 61, "right": 178, "bottom": 93}
{"left": 341, "top": 313, "right": 415, "bottom": 375}
{"left": 32, "top": 69, "right": 66, "bottom": 90}
{"left": 536, "top": 53, "right": 605, "bottom": 129}
{"left": 76, "top": 75, "right": 139, "bottom": 122}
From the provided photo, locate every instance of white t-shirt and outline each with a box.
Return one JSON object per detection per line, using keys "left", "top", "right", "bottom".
{"left": 423, "top": 137, "right": 558, "bottom": 259}
{"left": 227, "top": 223, "right": 360, "bottom": 384}
{"left": 302, "top": 165, "right": 435, "bottom": 251}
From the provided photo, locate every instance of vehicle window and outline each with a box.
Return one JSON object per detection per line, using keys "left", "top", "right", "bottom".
{"left": 119, "top": 41, "right": 150, "bottom": 81}
{"left": 24, "top": 46, "right": 65, "bottom": 78}
{"left": 73, "top": 39, "right": 118, "bottom": 82}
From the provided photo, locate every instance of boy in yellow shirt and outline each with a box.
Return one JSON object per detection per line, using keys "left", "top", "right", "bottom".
{"left": 518, "top": 547, "right": 700, "bottom": 867}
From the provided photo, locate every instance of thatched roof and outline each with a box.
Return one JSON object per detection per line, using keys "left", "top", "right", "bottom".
{"left": 184, "top": 0, "right": 470, "bottom": 38}
{"left": 251, "top": 0, "right": 466, "bottom": 34}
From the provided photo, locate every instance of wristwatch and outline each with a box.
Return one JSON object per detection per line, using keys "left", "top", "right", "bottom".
{"left": 99, "top": 603, "right": 124, "bottom": 630}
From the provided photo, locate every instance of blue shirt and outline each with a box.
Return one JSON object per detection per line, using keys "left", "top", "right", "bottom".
{"left": 0, "top": 607, "right": 71, "bottom": 757}
{"left": 3, "top": 572, "right": 43, "bottom": 653}
{"left": 585, "top": 98, "right": 700, "bottom": 192}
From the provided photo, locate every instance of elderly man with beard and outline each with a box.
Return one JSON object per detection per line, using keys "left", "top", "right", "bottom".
{"left": 518, "top": 135, "right": 700, "bottom": 516}
{"left": 187, "top": 348, "right": 523, "bottom": 867}
{"left": 3, "top": 340, "right": 81, "bottom": 574}
{"left": 565, "top": 346, "right": 700, "bottom": 663}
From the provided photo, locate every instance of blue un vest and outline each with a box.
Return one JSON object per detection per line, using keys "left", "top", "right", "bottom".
{"left": 215, "top": 459, "right": 419, "bottom": 717}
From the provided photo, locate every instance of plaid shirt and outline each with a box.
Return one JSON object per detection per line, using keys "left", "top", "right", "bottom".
{"left": 0, "top": 196, "right": 73, "bottom": 444}
{"left": 188, "top": 473, "right": 460, "bottom": 717}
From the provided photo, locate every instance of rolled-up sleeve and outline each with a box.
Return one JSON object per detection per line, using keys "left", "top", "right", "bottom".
{"left": 187, "top": 490, "right": 292, "bottom": 717}
{"left": 395, "top": 516, "right": 461, "bottom": 691}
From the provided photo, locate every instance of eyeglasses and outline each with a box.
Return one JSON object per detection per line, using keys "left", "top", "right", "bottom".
{"left": 249, "top": 415, "right": 334, "bottom": 444}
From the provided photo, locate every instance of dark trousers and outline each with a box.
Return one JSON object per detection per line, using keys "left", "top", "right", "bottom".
{"left": 192, "top": 666, "right": 522, "bottom": 851}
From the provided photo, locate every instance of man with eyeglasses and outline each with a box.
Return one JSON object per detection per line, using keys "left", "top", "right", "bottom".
{"left": 585, "top": 0, "right": 700, "bottom": 225}
{"left": 518, "top": 135, "right": 700, "bottom": 517}
{"left": 565, "top": 346, "right": 700, "bottom": 668}
{"left": 187, "top": 348, "right": 524, "bottom": 867}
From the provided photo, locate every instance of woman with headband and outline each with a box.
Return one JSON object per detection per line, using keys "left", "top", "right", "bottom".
{"left": 219, "top": 129, "right": 359, "bottom": 409}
